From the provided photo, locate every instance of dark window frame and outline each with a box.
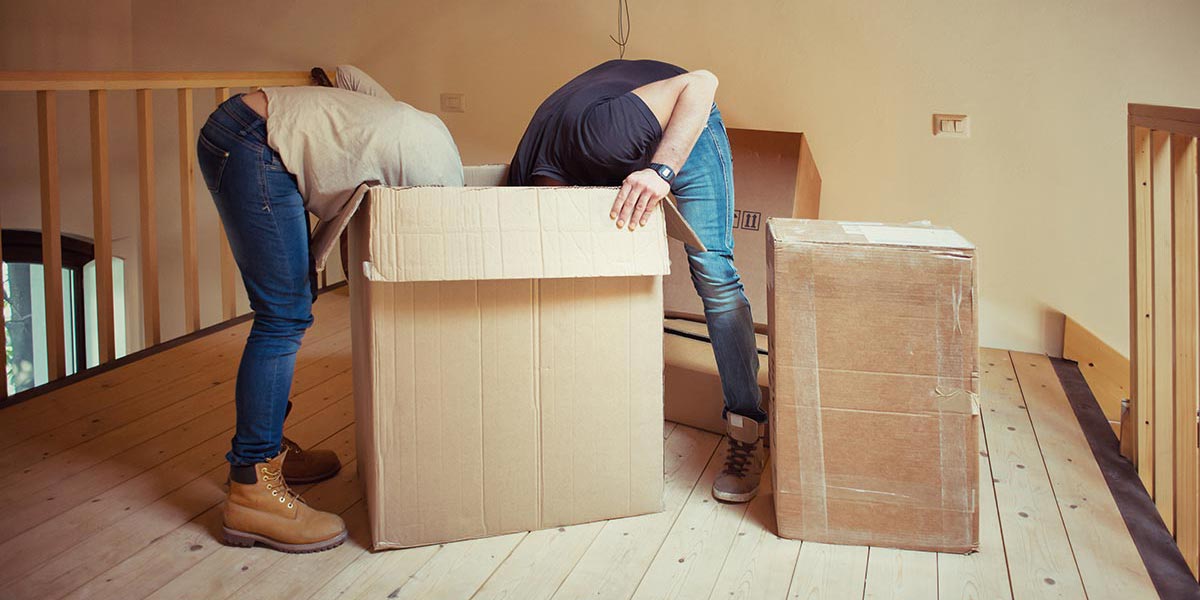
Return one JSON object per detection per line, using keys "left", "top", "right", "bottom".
{"left": 2, "top": 229, "right": 93, "bottom": 375}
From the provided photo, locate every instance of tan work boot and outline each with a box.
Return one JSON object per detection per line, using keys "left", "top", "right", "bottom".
{"left": 712, "top": 414, "right": 767, "bottom": 503}
{"left": 222, "top": 450, "right": 348, "bottom": 553}
{"left": 281, "top": 436, "right": 342, "bottom": 484}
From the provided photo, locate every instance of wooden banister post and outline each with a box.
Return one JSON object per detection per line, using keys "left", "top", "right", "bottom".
{"left": 177, "top": 89, "right": 200, "bottom": 334}
{"left": 137, "top": 89, "right": 161, "bottom": 347}
{"left": 1151, "top": 130, "right": 1175, "bottom": 531}
{"left": 1131, "top": 125, "right": 1153, "bottom": 491}
{"left": 37, "top": 91, "right": 66, "bottom": 380}
{"left": 90, "top": 89, "right": 116, "bottom": 364}
{"left": 1172, "top": 134, "right": 1200, "bottom": 575}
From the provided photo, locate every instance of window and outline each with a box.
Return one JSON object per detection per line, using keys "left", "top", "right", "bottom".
{"left": 3, "top": 231, "right": 126, "bottom": 395}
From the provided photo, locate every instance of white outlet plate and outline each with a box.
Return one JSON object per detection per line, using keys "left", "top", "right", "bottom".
{"left": 440, "top": 93, "right": 466, "bottom": 113}
{"left": 933, "top": 113, "right": 969, "bottom": 138}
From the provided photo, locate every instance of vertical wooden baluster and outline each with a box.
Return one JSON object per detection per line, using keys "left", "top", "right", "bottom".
{"left": 213, "top": 87, "right": 239, "bottom": 320}
{"left": 1151, "top": 130, "right": 1176, "bottom": 531}
{"left": 37, "top": 91, "right": 65, "bottom": 381}
{"left": 1132, "top": 125, "right": 1154, "bottom": 490}
{"left": 1173, "top": 133, "right": 1200, "bottom": 576}
{"left": 90, "top": 89, "right": 115, "bottom": 364}
{"left": 177, "top": 88, "right": 200, "bottom": 333}
{"left": 137, "top": 89, "right": 161, "bottom": 346}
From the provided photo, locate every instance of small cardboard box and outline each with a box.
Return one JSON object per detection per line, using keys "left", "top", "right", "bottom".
{"left": 347, "top": 173, "right": 671, "bottom": 549}
{"left": 767, "top": 219, "right": 980, "bottom": 553}
{"left": 663, "top": 318, "right": 769, "bottom": 434}
{"left": 664, "top": 129, "right": 821, "bottom": 326}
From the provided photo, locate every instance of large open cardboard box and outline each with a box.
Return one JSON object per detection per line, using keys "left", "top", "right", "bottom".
{"left": 343, "top": 168, "right": 675, "bottom": 550}
{"left": 767, "top": 218, "right": 980, "bottom": 553}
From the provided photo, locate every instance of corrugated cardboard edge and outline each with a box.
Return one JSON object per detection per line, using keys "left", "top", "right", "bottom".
{"left": 347, "top": 194, "right": 388, "bottom": 549}
{"left": 369, "top": 505, "right": 666, "bottom": 551}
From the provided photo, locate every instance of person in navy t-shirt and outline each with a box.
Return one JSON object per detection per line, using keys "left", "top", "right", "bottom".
{"left": 510, "top": 59, "right": 767, "bottom": 503}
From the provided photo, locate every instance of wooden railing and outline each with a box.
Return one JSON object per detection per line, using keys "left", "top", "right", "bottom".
{"left": 0, "top": 71, "right": 315, "bottom": 400}
{"left": 1129, "top": 103, "right": 1200, "bottom": 577}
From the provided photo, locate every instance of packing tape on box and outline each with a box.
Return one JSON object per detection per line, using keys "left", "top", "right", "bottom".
{"left": 790, "top": 247, "right": 830, "bottom": 535}
{"left": 935, "top": 386, "right": 981, "bottom": 416}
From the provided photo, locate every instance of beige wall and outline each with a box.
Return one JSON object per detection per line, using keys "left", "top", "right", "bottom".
{"left": 8, "top": 0, "right": 1200, "bottom": 356}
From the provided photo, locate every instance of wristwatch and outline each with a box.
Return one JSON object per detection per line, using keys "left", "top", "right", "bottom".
{"left": 648, "top": 162, "right": 676, "bottom": 184}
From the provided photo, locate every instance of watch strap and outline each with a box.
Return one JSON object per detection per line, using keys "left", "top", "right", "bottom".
{"left": 649, "top": 162, "right": 676, "bottom": 183}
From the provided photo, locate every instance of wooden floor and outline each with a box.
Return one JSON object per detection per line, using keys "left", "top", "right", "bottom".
{"left": 0, "top": 289, "right": 1160, "bottom": 599}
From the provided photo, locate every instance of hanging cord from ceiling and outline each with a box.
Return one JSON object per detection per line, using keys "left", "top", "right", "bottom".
{"left": 609, "top": 0, "right": 631, "bottom": 58}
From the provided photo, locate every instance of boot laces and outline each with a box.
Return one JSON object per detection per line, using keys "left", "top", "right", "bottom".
{"left": 723, "top": 437, "right": 758, "bottom": 478}
{"left": 261, "top": 465, "right": 303, "bottom": 509}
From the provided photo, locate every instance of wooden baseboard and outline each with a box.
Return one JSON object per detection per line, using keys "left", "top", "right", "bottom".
{"left": 1063, "top": 316, "right": 1129, "bottom": 434}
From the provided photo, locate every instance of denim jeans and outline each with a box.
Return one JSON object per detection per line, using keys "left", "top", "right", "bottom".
{"left": 672, "top": 105, "right": 767, "bottom": 423}
{"left": 196, "top": 95, "right": 315, "bottom": 466}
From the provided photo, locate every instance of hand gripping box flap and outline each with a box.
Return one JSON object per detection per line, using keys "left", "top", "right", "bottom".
{"left": 767, "top": 218, "right": 980, "bottom": 553}
{"left": 359, "top": 185, "right": 675, "bottom": 282}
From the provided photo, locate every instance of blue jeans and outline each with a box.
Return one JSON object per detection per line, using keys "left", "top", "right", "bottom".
{"left": 673, "top": 106, "right": 766, "bottom": 423}
{"left": 196, "top": 95, "right": 315, "bottom": 466}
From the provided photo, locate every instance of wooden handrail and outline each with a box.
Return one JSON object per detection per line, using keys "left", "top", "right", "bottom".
{"left": 1, "top": 68, "right": 324, "bottom": 402}
{"left": 1130, "top": 103, "right": 1200, "bottom": 138}
{"left": 0, "top": 71, "right": 311, "bottom": 92}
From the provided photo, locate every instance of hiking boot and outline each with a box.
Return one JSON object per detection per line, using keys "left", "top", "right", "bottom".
{"left": 280, "top": 435, "right": 342, "bottom": 484}
{"left": 222, "top": 450, "right": 348, "bottom": 553}
{"left": 712, "top": 413, "right": 767, "bottom": 503}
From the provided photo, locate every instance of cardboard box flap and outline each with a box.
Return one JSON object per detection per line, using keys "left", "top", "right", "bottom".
{"left": 769, "top": 219, "right": 974, "bottom": 251}
{"left": 311, "top": 180, "right": 374, "bottom": 272}
{"left": 362, "top": 185, "right": 672, "bottom": 282}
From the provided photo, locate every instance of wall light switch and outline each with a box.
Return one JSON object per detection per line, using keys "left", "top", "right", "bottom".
{"left": 440, "top": 93, "right": 466, "bottom": 113}
{"left": 933, "top": 113, "right": 969, "bottom": 138}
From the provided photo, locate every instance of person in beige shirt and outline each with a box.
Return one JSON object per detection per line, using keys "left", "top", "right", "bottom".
{"left": 195, "top": 65, "right": 463, "bottom": 553}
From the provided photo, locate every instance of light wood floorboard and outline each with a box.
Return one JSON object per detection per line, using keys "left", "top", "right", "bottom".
{"left": 0, "top": 309, "right": 1159, "bottom": 600}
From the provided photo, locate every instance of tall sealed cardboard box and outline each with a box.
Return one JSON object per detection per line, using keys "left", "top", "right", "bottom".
{"left": 347, "top": 181, "right": 668, "bottom": 550}
{"left": 767, "top": 219, "right": 980, "bottom": 553}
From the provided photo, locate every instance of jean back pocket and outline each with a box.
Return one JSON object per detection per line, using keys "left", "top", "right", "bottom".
{"left": 197, "top": 132, "right": 230, "bottom": 194}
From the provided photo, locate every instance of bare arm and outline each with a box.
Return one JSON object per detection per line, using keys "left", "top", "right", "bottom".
{"left": 612, "top": 70, "right": 719, "bottom": 230}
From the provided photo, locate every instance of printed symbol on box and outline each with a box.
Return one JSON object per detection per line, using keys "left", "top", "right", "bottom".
{"left": 733, "top": 210, "right": 742, "bottom": 227}
{"left": 739, "top": 211, "right": 761, "bottom": 231}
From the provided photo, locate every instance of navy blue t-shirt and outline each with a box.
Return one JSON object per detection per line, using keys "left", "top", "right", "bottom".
{"left": 508, "top": 59, "right": 687, "bottom": 186}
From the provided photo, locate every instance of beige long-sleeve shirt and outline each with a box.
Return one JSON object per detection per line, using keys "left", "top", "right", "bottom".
{"left": 262, "top": 66, "right": 464, "bottom": 224}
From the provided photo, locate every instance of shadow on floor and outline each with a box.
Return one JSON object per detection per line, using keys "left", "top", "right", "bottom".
{"left": 1053, "top": 358, "right": 1200, "bottom": 600}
